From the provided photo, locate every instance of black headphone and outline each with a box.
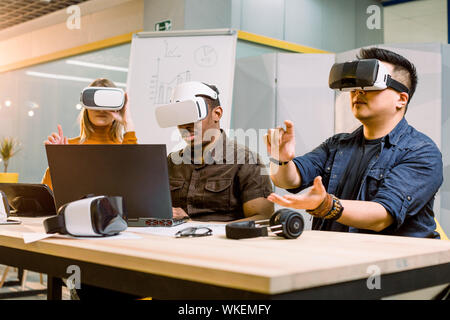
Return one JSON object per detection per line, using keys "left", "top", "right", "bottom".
{"left": 225, "top": 209, "right": 304, "bottom": 240}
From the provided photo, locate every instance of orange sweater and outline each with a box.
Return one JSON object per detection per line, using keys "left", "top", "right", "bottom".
{"left": 41, "top": 129, "right": 138, "bottom": 190}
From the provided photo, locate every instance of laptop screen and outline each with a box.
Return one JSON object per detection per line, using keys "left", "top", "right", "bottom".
{"left": 45, "top": 144, "right": 173, "bottom": 221}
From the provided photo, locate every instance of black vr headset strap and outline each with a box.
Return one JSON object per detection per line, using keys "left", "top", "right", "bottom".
{"left": 43, "top": 214, "right": 67, "bottom": 234}
{"left": 386, "top": 76, "right": 409, "bottom": 94}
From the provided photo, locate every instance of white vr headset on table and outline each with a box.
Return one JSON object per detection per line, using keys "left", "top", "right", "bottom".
{"left": 155, "top": 81, "right": 218, "bottom": 128}
{"left": 80, "top": 87, "right": 125, "bottom": 111}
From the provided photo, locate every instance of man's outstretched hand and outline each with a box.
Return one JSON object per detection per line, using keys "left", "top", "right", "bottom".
{"left": 267, "top": 176, "right": 327, "bottom": 210}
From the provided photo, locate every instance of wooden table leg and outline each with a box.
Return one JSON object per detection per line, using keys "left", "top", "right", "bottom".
{"left": 47, "top": 276, "right": 63, "bottom": 300}
{"left": 0, "top": 266, "right": 10, "bottom": 288}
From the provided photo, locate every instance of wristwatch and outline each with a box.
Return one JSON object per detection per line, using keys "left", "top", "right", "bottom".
{"left": 269, "top": 157, "right": 290, "bottom": 166}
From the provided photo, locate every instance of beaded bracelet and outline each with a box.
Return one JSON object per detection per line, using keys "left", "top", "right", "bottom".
{"left": 306, "top": 193, "right": 344, "bottom": 221}
{"left": 323, "top": 195, "right": 344, "bottom": 221}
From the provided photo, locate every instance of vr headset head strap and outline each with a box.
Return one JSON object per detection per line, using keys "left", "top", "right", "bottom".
{"left": 171, "top": 81, "right": 218, "bottom": 103}
{"left": 44, "top": 214, "right": 67, "bottom": 234}
{"left": 386, "top": 75, "right": 409, "bottom": 94}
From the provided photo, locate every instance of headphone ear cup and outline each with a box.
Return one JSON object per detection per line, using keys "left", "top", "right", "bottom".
{"left": 270, "top": 209, "right": 304, "bottom": 239}
{"left": 269, "top": 208, "right": 284, "bottom": 226}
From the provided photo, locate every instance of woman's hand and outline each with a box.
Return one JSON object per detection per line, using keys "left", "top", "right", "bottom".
{"left": 110, "top": 92, "right": 135, "bottom": 132}
{"left": 44, "top": 124, "right": 68, "bottom": 145}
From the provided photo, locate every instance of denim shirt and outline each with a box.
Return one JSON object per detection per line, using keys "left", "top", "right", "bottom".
{"left": 289, "top": 118, "right": 443, "bottom": 239}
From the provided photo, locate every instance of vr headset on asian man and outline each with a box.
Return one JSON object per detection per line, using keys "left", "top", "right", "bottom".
{"left": 329, "top": 58, "right": 409, "bottom": 95}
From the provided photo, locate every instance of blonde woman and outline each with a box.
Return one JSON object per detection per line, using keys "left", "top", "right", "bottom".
{"left": 42, "top": 78, "right": 137, "bottom": 189}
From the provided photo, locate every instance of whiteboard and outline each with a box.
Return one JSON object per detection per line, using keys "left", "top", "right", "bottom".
{"left": 126, "top": 29, "right": 237, "bottom": 154}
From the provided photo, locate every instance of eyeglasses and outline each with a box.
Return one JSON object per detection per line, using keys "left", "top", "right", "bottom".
{"left": 175, "top": 227, "right": 212, "bottom": 238}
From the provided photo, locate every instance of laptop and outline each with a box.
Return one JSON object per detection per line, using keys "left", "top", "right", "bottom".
{"left": 45, "top": 144, "right": 186, "bottom": 227}
{"left": 0, "top": 183, "right": 56, "bottom": 217}
{"left": 0, "top": 190, "right": 21, "bottom": 225}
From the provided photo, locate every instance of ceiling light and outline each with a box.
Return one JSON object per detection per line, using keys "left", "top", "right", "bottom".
{"left": 28, "top": 110, "right": 34, "bottom": 117}
{"left": 25, "top": 71, "right": 126, "bottom": 87}
{"left": 4, "top": 100, "right": 11, "bottom": 107}
{"left": 66, "top": 60, "right": 128, "bottom": 72}
{"left": 28, "top": 101, "right": 39, "bottom": 109}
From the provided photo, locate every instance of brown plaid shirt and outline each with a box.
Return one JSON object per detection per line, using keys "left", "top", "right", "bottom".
{"left": 167, "top": 131, "right": 273, "bottom": 221}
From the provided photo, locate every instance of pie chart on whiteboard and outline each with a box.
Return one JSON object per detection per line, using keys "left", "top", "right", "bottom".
{"left": 194, "top": 45, "right": 218, "bottom": 67}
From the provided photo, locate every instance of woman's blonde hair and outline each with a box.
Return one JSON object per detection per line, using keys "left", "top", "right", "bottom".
{"left": 79, "top": 78, "right": 125, "bottom": 142}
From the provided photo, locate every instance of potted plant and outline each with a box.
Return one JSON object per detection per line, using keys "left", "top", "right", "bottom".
{"left": 0, "top": 137, "right": 20, "bottom": 183}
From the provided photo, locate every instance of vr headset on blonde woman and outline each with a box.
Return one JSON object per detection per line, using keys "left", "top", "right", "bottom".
{"left": 80, "top": 87, "right": 125, "bottom": 111}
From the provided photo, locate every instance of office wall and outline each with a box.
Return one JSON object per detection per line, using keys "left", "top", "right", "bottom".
{"left": 0, "top": 0, "right": 143, "bottom": 71}
{"left": 143, "top": 0, "right": 185, "bottom": 31}
{"left": 384, "top": 0, "right": 447, "bottom": 44}
{"left": 184, "top": 0, "right": 384, "bottom": 52}
{"left": 184, "top": 0, "right": 231, "bottom": 30}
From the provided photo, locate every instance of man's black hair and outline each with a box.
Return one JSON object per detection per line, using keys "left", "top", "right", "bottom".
{"left": 201, "top": 83, "right": 221, "bottom": 110}
{"left": 357, "top": 47, "right": 418, "bottom": 112}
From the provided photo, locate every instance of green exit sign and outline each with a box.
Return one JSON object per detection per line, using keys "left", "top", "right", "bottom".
{"left": 155, "top": 20, "right": 172, "bottom": 31}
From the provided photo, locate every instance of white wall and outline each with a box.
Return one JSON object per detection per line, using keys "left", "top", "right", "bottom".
{"left": 384, "top": 0, "right": 447, "bottom": 44}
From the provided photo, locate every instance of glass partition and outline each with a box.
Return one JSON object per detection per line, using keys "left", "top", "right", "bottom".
{"left": 0, "top": 43, "right": 130, "bottom": 183}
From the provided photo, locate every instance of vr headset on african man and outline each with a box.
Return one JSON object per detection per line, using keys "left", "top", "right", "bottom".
{"left": 80, "top": 87, "right": 126, "bottom": 111}
{"left": 155, "top": 81, "right": 219, "bottom": 128}
{"left": 329, "top": 59, "right": 409, "bottom": 94}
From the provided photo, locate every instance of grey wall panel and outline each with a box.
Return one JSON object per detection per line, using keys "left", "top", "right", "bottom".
{"left": 240, "top": 0, "right": 285, "bottom": 40}
{"left": 441, "top": 44, "right": 450, "bottom": 235}
{"left": 320, "top": 0, "right": 356, "bottom": 52}
{"left": 184, "top": 0, "right": 232, "bottom": 30}
{"left": 284, "top": 0, "right": 324, "bottom": 50}
{"left": 276, "top": 53, "right": 335, "bottom": 153}
{"left": 231, "top": 54, "right": 276, "bottom": 132}
{"left": 284, "top": 0, "right": 383, "bottom": 52}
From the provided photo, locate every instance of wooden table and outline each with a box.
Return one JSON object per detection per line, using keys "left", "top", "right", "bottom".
{"left": 0, "top": 217, "right": 449, "bottom": 299}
